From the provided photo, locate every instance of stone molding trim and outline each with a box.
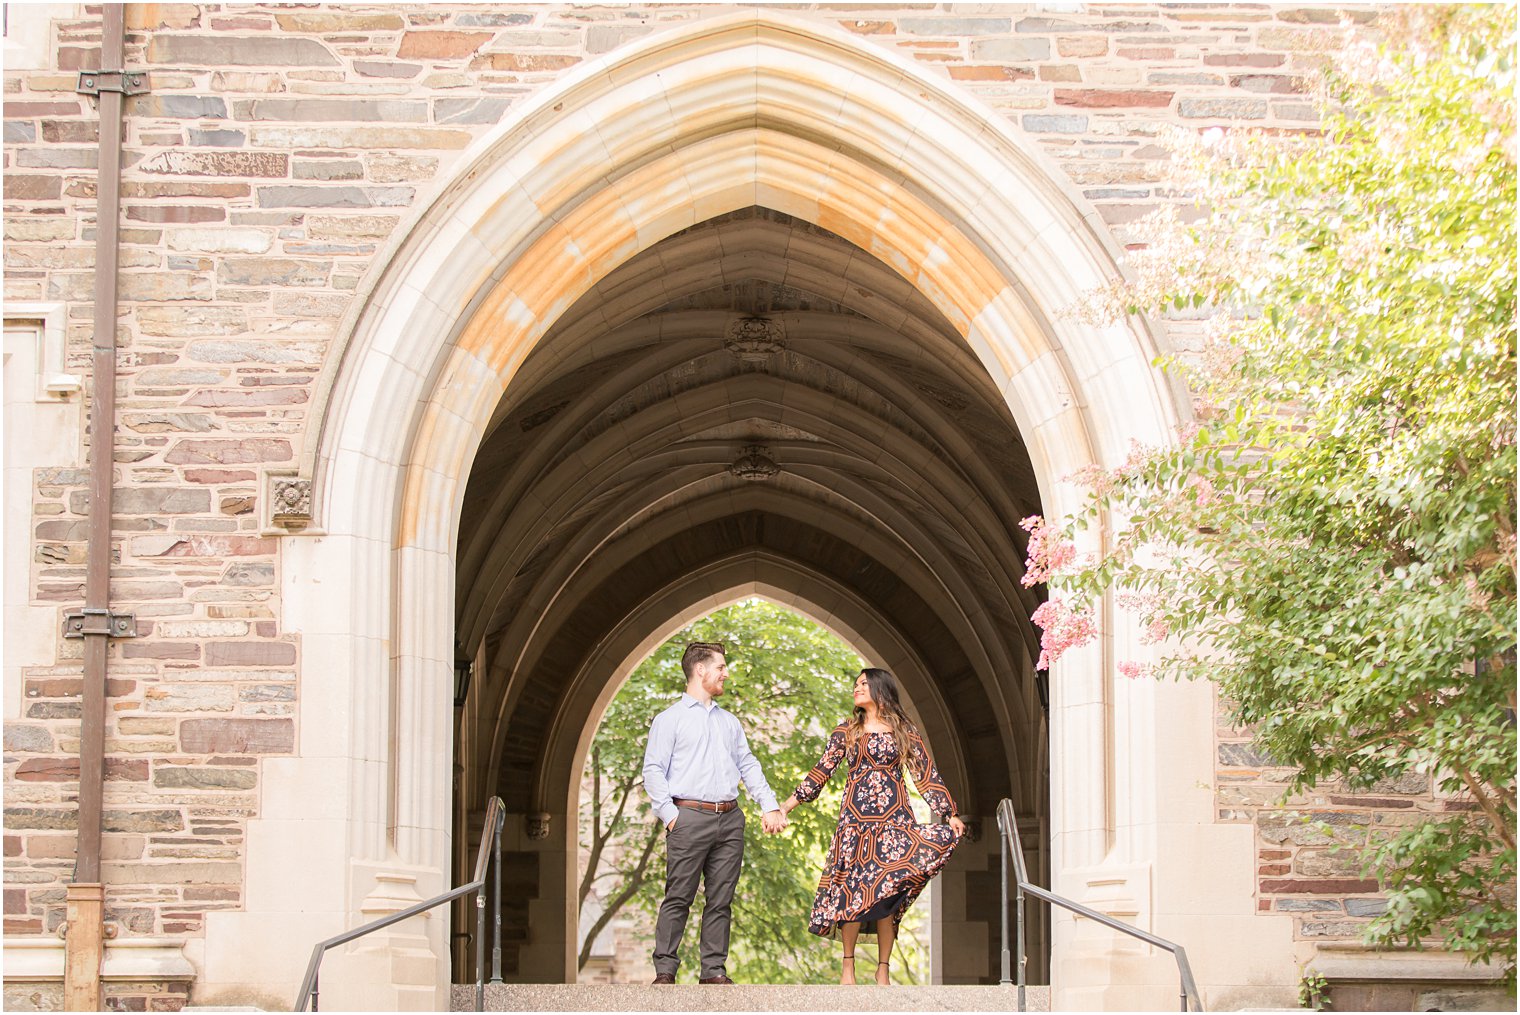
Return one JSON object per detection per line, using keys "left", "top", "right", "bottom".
{"left": 2, "top": 934, "right": 196, "bottom": 981}
{"left": 3, "top": 302, "right": 79, "bottom": 400}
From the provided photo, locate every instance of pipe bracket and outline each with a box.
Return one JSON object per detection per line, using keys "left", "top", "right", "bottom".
{"left": 76, "top": 71, "right": 149, "bottom": 97}
{"left": 62, "top": 608, "right": 137, "bottom": 639}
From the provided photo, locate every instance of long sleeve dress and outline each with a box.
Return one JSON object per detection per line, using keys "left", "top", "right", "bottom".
{"left": 792, "top": 720, "right": 960, "bottom": 936}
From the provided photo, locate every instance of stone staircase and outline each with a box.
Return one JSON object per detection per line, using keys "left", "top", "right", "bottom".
{"left": 451, "top": 983, "right": 1050, "bottom": 1011}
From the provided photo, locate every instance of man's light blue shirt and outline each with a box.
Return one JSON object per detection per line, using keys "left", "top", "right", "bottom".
{"left": 642, "top": 693, "right": 779, "bottom": 826}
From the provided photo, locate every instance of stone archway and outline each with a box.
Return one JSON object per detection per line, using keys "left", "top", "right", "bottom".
{"left": 444, "top": 200, "right": 1048, "bottom": 984}
{"left": 201, "top": 10, "right": 1286, "bottom": 1011}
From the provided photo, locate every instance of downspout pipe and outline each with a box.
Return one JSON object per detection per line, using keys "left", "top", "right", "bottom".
{"left": 65, "top": 4, "right": 127, "bottom": 1009}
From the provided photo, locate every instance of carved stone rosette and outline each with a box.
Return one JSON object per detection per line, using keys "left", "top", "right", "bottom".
{"left": 730, "top": 444, "right": 780, "bottom": 482}
{"left": 270, "top": 476, "right": 312, "bottom": 528}
{"left": 724, "top": 315, "right": 786, "bottom": 362}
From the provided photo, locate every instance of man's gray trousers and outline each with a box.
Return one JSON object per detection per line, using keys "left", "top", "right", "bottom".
{"left": 651, "top": 806, "right": 745, "bottom": 980}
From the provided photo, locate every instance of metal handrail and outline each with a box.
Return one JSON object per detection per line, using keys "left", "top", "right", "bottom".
{"left": 996, "top": 798, "right": 1203, "bottom": 1012}
{"left": 293, "top": 797, "right": 507, "bottom": 1012}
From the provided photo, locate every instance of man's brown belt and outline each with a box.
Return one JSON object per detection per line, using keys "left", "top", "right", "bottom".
{"left": 672, "top": 798, "right": 738, "bottom": 813}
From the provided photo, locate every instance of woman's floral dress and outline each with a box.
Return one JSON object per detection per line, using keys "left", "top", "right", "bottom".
{"left": 793, "top": 721, "right": 960, "bottom": 936}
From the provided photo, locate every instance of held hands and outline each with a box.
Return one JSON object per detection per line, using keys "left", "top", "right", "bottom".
{"left": 761, "top": 794, "right": 801, "bottom": 835}
{"left": 948, "top": 815, "right": 967, "bottom": 838}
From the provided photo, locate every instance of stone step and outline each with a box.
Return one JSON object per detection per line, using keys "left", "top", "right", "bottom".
{"left": 451, "top": 983, "right": 1050, "bottom": 1011}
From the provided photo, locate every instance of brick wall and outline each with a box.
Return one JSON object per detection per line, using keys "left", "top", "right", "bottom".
{"left": 3, "top": 0, "right": 1393, "bottom": 960}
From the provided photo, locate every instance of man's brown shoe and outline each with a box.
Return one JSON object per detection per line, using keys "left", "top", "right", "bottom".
{"left": 699, "top": 975, "right": 735, "bottom": 984}
{"left": 651, "top": 973, "right": 676, "bottom": 984}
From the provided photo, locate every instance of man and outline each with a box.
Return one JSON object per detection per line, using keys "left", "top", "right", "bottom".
{"left": 642, "top": 641, "right": 787, "bottom": 985}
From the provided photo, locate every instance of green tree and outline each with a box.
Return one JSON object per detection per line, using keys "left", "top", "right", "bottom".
{"left": 576, "top": 599, "right": 934, "bottom": 983}
{"left": 1028, "top": 5, "right": 1515, "bottom": 983}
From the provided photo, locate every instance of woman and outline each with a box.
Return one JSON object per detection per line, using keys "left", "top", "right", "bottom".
{"left": 781, "top": 668, "right": 965, "bottom": 985}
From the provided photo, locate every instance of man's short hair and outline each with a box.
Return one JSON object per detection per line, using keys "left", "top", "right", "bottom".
{"left": 681, "top": 641, "right": 725, "bottom": 680}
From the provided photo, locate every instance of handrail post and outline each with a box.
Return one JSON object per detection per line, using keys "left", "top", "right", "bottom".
{"left": 1016, "top": 882, "right": 1026, "bottom": 1013}
{"left": 311, "top": 970, "right": 318, "bottom": 1012}
{"left": 1000, "top": 814, "right": 1011, "bottom": 987}
{"left": 490, "top": 811, "right": 503, "bottom": 984}
{"left": 475, "top": 886, "right": 486, "bottom": 1012}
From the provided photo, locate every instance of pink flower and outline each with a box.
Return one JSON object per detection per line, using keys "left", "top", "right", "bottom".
{"left": 1066, "top": 463, "right": 1120, "bottom": 497}
{"left": 1188, "top": 475, "right": 1218, "bottom": 509}
{"left": 1117, "top": 591, "right": 1171, "bottom": 644}
{"left": 1020, "top": 515, "right": 1078, "bottom": 588}
{"left": 1029, "top": 596, "right": 1096, "bottom": 671}
{"left": 1117, "top": 660, "right": 1154, "bottom": 680}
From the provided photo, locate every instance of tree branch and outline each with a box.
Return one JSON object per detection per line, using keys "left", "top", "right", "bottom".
{"left": 1450, "top": 760, "right": 1517, "bottom": 852}
{"left": 580, "top": 750, "right": 639, "bottom": 897}
{"left": 578, "top": 824, "right": 662, "bottom": 971}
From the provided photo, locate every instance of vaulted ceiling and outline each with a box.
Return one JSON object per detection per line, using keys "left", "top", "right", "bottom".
{"left": 455, "top": 207, "right": 1047, "bottom": 818}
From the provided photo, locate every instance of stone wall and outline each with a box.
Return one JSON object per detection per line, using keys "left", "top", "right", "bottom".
{"left": 1, "top": 0, "right": 1402, "bottom": 990}
{"left": 1214, "top": 693, "right": 1460, "bottom": 945}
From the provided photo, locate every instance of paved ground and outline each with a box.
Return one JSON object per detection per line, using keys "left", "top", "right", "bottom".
{"left": 450, "top": 983, "right": 1050, "bottom": 1012}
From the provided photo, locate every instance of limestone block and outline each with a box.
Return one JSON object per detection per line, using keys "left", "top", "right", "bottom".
{"left": 233, "top": 98, "right": 428, "bottom": 122}
{"left": 179, "top": 718, "right": 294, "bottom": 754}
{"left": 145, "top": 35, "right": 338, "bottom": 67}
{"left": 273, "top": 12, "right": 405, "bottom": 32}
{"left": 398, "top": 31, "right": 496, "bottom": 60}
{"left": 972, "top": 37, "right": 1052, "bottom": 61}
{"left": 4, "top": 725, "right": 54, "bottom": 753}
{"left": 1178, "top": 98, "right": 1269, "bottom": 119}
{"left": 204, "top": 642, "right": 297, "bottom": 667}
{"left": 103, "top": 810, "right": 185, "bottom": 833}
{"left": 586, "top": 25, "right": 653, "bottom": 54}
{"left": 165, "top": 230, "right": 272, "bottom": 255}
{"left": 3, "top": 218, "right": 73, "bottom": 242}
{"left": 165, "top": 439, "right": 293, "bottom": 465}
{"left": 153, "top": 767, "right": 258, "bottom": 791}
{"left": 434, "top": 97, "right": 513, "bottom": 125}
{"left": 3, "top": 176, "right": 63, "bottom": 201}
{"left": 122, "top": 272, "right": 216, "bottom": 300}
{"left": 131, "top": 95, "right": 227, "bottom": 119}
{"left": 355, "top": 60, "right": 423, "bottom": 79}
{"left": 365, "top": 153, "right": 439, "bottom": 182}
{"left": 188, "top": 127, "right": 245, "bottom": 146}
{"left": 70, "top": 487, "right": 210, "bottom": 515}
{"left": 249, "top": 125, "right": 473, "bottom": 149}
{"left": 255, "top": 185, "right": 415, "bottom": 209}
{"left": 144, "top": 684, "right": 236, "bottom": 712}
{"left": 104, "top": 862, "right": 240, "bottom": 885}
{"left": 217, "top": 257, "right": 332, "bottom": 287}
{"left": 900, "top": 17, "right": 1012, "bottom": 35}
{"left": 293, "top": 159, "right": 363, "bottom": 181}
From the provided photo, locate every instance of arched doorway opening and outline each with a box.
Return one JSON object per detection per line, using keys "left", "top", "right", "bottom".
{"left": 570, "top": 595, "right": 959, "bottom": 985}
{"left": 447, "top": 206, "right": 1047, "bottom": 983}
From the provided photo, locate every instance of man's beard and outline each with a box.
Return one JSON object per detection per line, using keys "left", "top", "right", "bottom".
{"left": 702, "top": 673, "right": 725, "bottom": 697}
